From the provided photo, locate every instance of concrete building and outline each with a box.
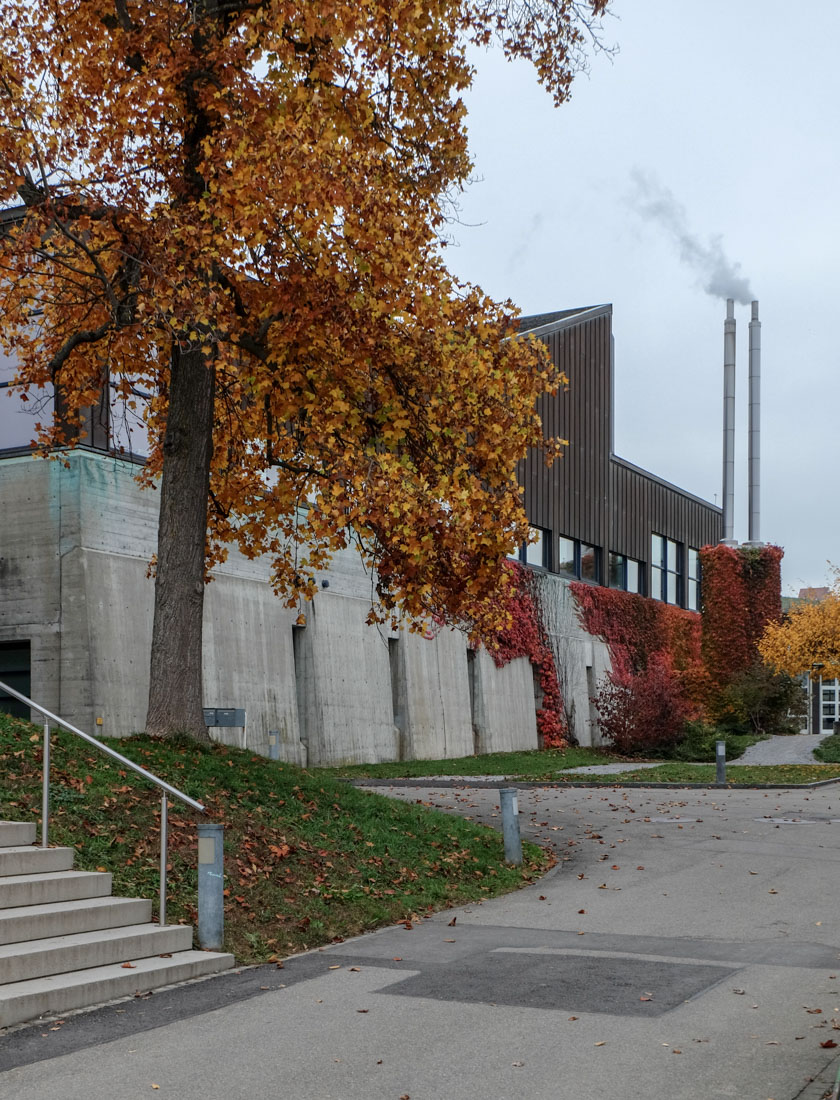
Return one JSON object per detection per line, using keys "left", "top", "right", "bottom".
{"left": 0, "top": 305, "right": 721, "bottom": 764}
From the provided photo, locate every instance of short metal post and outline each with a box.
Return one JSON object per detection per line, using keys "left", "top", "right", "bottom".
{"left": 715, "top": 740, "right": 727, "bottom": 786}
{"left": 197, "top": 823, "right": 225, "bottom": 951}
{"left": 267, "top": 730, "right": 280, "bottom": 761}
{"left": 41, "top": 719, "right": 50, "bottom": 848}
{"left": 499, "top": 787, "right": 522, "bottom": 865}
{"left": 159, "top": 794, "right": 168, "bottom": 926}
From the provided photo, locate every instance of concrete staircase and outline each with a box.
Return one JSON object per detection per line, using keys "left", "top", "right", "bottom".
{"left": 0, "top": 820, "right": 234, "bottom": 1028}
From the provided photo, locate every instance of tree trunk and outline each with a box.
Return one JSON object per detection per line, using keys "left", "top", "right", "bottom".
{"left": 145, "top": 343, "right": 215, "bottom": 740}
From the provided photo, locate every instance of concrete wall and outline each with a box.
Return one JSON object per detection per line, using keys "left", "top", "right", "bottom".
{"left": 0, "top": 450, "right": 612, "bottom": 763}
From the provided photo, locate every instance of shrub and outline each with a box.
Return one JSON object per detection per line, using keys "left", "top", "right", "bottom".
{"left": 666, "top": 720, "right": 760, "bottom": 762}
{"left": 593, "top": 654, "right": 691, "bottom": 756}
{"left": 712, "top": 663, "right": 805, "bottom": 735}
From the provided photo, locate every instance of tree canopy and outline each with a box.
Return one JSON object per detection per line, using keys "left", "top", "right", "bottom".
{"left": 0, "top": 0, "right": 610, "bottom": 736}
{"left": 760, "top": 591, "right": 840, "bottom": 681}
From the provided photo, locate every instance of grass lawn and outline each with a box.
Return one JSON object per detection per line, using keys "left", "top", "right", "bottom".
{"left": 311, "top": 748, "right": 840, "bottom": 788}
{"left": 814, "top": 733, "right": 840, "bottom": 763}
{"left": 553, "top": 763, "right": 840, "bottom": 786}
{"left": 312, "top": 746, "right": 616, "bottom": 781}
{"left": 0, "top": 714, "right": 552, "bottom": 964}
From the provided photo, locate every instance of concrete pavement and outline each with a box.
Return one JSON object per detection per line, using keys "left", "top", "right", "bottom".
{"left": 4, "top": 780, "right": 840, "bottom": 1099}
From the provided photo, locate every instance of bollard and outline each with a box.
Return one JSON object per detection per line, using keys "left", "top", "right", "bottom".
{"left": 197, "top": 823, "right": 225, "bottom": 951}
{"left": 499, "top": 787, "right": 522, "bottom": 865}
{"left": 267, "top": 730, "right": 280, "bottom": 761}
{"left": 715, "top": 740, "right": 727, "bottom": 786}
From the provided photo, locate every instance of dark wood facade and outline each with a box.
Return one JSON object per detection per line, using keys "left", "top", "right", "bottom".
{"left": 518, "top": 305, "right": 721, "bottom": 606}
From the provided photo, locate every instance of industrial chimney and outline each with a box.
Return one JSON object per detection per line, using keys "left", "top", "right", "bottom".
{"left": 745, "top": 300, "right": 762, "bottom": 546}
{"left": 721, "top": 299, "right": 737, "bottom": 544}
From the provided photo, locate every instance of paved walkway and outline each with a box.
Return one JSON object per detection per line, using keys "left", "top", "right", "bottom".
{"left": 6, "top": 783, "right": 840, "bottom": 1099}
{"left": 736, "top": 732, "right": 833, "bottom": 766}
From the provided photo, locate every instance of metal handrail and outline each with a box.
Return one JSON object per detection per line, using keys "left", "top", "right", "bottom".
{"left": 0, "top": 678, "right": 205, "bottom": 926}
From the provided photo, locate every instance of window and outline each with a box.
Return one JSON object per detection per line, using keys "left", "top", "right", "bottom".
{"left": 650, "top": 535, "right": 683, "bottom": 605}
{"left": 580, "top": 543, "right": 600, "bottom": 583}
{"left": 687, "top": 548, "right": 701, "bottom": 611}
{"left": 525, "top": 526, "right": 548, "bottom": 568}
{"left": 556, "top": 535, "right": 601, "bottom": 583}
{"left": 510, "top": 526, "right": 551, "bottom": 569}
{"left": 609, "top": 552, "right": 643, "bottom": 594}
{"left": 556, "top": 536, "right": 576, "bottom": 579}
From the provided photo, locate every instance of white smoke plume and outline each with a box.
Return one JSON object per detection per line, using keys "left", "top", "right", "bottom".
{"left": 629, "top": 170, "right": 754, "bottom": 305}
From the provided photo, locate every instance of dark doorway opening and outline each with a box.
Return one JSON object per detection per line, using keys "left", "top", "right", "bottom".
{"left": 0, "top": 640, "right": 31, "bottom": 719}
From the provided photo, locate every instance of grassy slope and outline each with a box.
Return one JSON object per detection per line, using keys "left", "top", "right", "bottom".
{"left": 0, "top": 714, "right": 552, "bottom": 963}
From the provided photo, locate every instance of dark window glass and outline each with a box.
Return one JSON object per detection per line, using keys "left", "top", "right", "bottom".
{"left": 580, "top": 544, "right": 599, "bottom": 583}
{"left": 608, "top": 552, "right": 625, "bottom": 589}
{"left": 0, "top": 640, "right": 31, "bottom": 719}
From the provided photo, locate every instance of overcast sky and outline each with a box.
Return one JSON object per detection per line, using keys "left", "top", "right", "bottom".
{"left": 445, "top": 0, "right": 836, "bottom": 595}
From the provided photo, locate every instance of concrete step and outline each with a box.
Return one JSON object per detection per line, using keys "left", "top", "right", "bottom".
{"left": 0, "top": 896, "right": 153, "bottom": 946}
{"left": 0, "top": 845, "right": 74, "bottom": 877}
{"left": 0, "top": 922, "right": 195, "bottom": 984}
{"left": 0, "top": 870, "right": 112, "bottom": 910}
{"left": 0, "top": 949, "right": 235, "bottom": 1028}
{"left": 0, "top": 821, "right": 36, "bottom": 847}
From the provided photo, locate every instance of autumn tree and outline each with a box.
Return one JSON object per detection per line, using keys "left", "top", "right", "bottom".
{"left": 0, "top": 0, "right": 610, "bottom": 739}
{"left": 760, "top": 591, "right": 840, "bottom": 681}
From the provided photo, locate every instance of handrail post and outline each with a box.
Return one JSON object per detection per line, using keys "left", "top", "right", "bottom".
{"left": 159, "top": 794, "right": 168, "bottom": 927}
{"left": 41, "top": 719, "right": 50, "bottom": 848}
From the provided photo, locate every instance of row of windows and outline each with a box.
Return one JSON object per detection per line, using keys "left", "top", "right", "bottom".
{"left": 650, "top": 535, "right": 701, "bottom": 611}
{"left": 512, "top": 528, "right": 701, "bottom": 610}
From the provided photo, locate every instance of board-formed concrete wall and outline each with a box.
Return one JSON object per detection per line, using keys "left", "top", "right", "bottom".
{"left": 0, "top": 450, "right": 612, "bottom": 763}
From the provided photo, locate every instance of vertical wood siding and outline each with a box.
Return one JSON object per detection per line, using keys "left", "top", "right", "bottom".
{"left": 518, "top": 306, "right": 722, "bottom": 593}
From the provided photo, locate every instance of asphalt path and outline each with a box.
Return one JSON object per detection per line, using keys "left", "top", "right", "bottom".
{"left": 5, "top": 779, "right": 840, "bottom": 1100}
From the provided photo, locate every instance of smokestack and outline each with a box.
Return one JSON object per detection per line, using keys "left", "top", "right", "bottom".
{"left": 721, "top": 299, "right": 736, "bottom": 543}
{"left": 746, "top": 300, "right": 761, "bottom": 545}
